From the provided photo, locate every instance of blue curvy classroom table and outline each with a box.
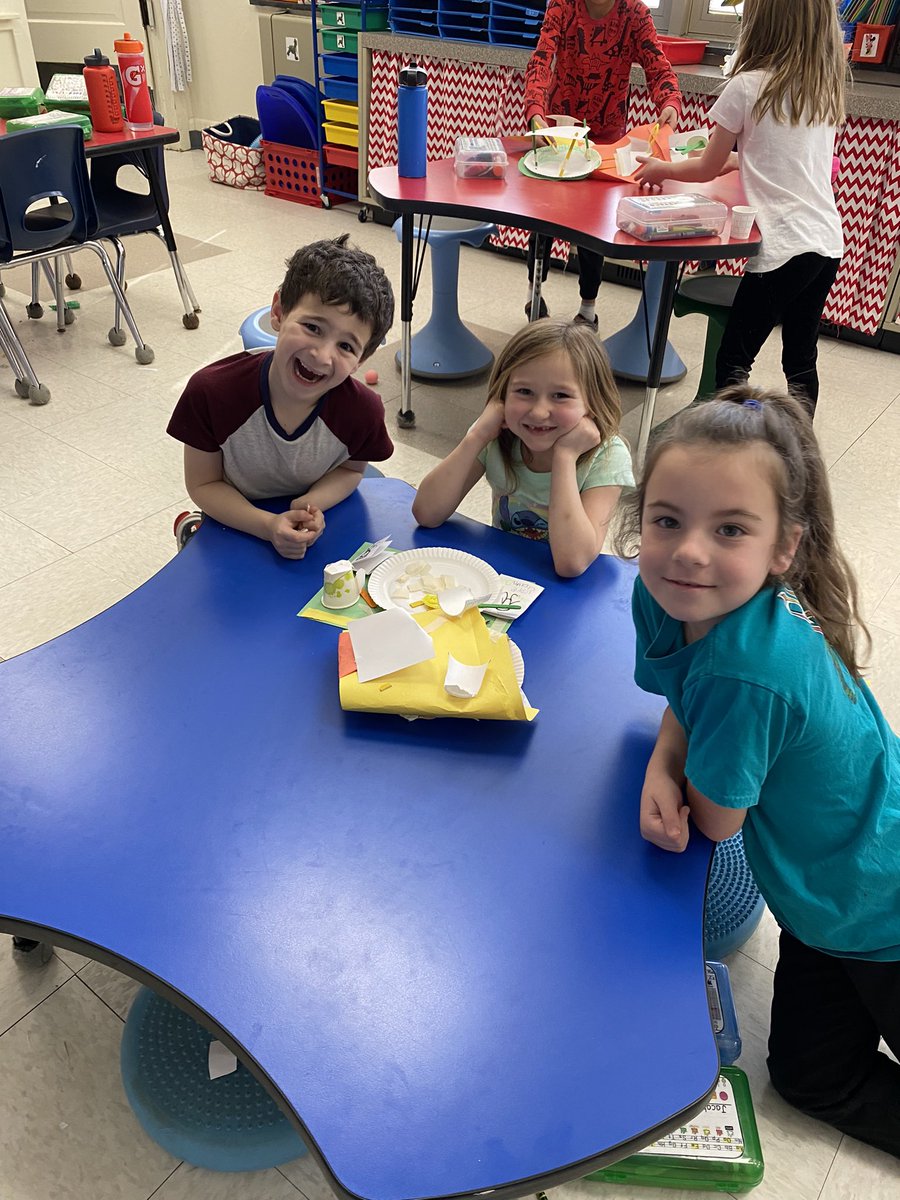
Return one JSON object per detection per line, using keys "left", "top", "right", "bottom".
{"left": 0, "top": 478, "right": 718, "bottom": 1200}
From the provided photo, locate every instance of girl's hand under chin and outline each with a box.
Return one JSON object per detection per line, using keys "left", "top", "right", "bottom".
{"left": 553, "top": 415, "right": 602, "bottom": 457}
{"left": 472, "top": 397, "right": 506, "bottom": 442}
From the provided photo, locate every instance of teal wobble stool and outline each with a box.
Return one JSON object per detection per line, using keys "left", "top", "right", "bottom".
{"left": 673, "top": 273, "right": 741, "bottom": 402}
{"left": 704, "top": 831, "right": 766, "bottom": 960}
{"left": 392, "top": 216, "right": 497, "bottom": 379}
{"left": 120, "top": 987, "right": 307, "bottom": 1171}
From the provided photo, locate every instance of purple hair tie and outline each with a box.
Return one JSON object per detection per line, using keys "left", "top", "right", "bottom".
{"left": 742, "top": 397, "right": 762, "bottom": 410}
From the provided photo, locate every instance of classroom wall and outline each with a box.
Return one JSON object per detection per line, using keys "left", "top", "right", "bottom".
{"left": 181, "top": 0, "right": 264, "bottom": 131}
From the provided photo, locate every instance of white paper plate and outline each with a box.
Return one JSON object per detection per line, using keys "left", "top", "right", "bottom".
{"left": 507, "top": 639, "right": 524, "bottom": 687}
{"left": 523, "top": 146, "right": 601, "bottom": 180}
{"left": 368, "top": 547, "right": 500, "bottom": 613}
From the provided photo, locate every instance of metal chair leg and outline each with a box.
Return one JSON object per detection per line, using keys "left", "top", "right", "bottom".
{"left": 0, "top": 297, "right": 50, "bottom": 404}
{"left": 82, "top": 240, "right": 155, "bottom": 364}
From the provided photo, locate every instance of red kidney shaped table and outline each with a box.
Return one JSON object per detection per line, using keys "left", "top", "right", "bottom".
{"left": 0, "top": 478, "right": 718, "bottom": 1200}
{"left": 369, "top": 145, "right": 760, "bottom": 458}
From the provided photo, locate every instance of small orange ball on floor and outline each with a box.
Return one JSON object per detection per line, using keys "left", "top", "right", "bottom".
{"left": 364, "top": 369, "right": 379, "bottom": 386}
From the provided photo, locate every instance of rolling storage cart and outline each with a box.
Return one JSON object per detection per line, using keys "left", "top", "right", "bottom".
{"left": 312, "top": 0, "right": 389, "bottom": 215}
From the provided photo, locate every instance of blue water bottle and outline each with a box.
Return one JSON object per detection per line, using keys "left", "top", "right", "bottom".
{"left": 397, "top": 60, "right": 428, "bottom": 178}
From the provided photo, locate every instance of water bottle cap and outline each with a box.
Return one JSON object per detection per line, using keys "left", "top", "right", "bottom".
{"left": 84, "top": 48, "right": 111, "bottom": 67}
{"left": 399, "top": 61, "right": 427, "bottom": 87}
{"left": 115, "top": 31, "right": 144, "bottom": 53}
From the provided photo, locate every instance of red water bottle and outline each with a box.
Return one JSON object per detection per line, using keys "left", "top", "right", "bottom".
{"left": 83, "top": 48, "right": 124, "bottom": 133}
{"left": 115, "top": 31, "right": 153, "bottom": 131}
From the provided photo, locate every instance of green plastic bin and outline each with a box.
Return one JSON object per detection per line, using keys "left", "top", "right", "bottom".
{"left": 320, "top": 6, "right": 388, "bottom": 31}
{"left": 585, "top": 1068, "right": 764, "bottom": 1192}
{"left": 322, "top": 28, "right": 359, "bottom": 52}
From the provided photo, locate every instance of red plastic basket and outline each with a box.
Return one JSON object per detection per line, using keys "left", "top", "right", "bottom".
{"left": 658, "top": 36, "right": 709, "bottom": 65}
{"left": 261, "top": 141, "right": 357, "bottom": 207}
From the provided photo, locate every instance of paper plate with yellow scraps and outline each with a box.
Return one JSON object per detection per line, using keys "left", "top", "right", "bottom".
{"left": 367, "top": 547, "right": 500, "bottom": 613}
{"left": 338, "top": 606, "right": 537, "bottom": 722}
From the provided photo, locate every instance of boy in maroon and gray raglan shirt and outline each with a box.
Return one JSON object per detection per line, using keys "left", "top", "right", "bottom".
{"left": 522, "top": 0, "right": 682, "bottom": 329}
{"left": 167, "top": 235, "right": 394, "bottom": 560}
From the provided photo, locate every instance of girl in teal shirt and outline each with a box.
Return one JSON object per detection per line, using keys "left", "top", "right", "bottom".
{"left": 616, "top": 386, "right": 900, "bottom": 1158}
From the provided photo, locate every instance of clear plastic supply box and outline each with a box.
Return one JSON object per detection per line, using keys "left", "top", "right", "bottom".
{"left": 454, "top": 136, "right": 508, "bottom": 180}
{"left": 617, "top": 193, "right": 728, "bottom": 241}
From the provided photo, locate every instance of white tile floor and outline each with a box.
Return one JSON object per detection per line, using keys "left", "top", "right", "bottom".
{"left": 1, "top": 149, "right": 898, "bottom": 1199}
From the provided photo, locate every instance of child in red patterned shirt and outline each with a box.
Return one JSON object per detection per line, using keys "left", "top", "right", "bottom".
{"left": 523, "top": 0, "right": 681, "bottom": 329}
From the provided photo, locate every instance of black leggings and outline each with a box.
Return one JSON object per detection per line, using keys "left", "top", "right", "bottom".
{"left": 527, "top": 232, "right": 604, "bottom": 302}
{"left": 768, "top": 928, "right": 900, "bottom": 1159}
{"left": 715, "top": 252, "right": 840, "bottom": 415}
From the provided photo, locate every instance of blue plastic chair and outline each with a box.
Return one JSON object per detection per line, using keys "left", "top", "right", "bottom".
{"left": 88, "top": 111, "right": 201, "bottom": 334}
{"left": 0, "top": 125, "right": 154, "bottom": 404}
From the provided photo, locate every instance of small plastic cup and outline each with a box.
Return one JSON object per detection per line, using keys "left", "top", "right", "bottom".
{"left": 730, "top": 206, "right": 758, "bottom": 240}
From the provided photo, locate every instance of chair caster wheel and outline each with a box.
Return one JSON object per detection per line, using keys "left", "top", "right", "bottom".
{"left": 108, "top": 328, "right": 127, "bottom": 346}
{"left": 65, "top": 273, "right": 82, "bottom": 290}
{"left": 15, "top": 378, "right": 30, "bottom": 398}
{"left": 26, "top": 302, "right": 43, "bottom": 319}
{"left": 29, "top": 384, "right": 51, "bottom": 406}
{"left": 63, "top": 307, "right": 75, "bottom": 325}
{"left": 182, "top": 312, "right": 200, "bottom": 330}
{"left": 397, "top": 410, "right": 416, "bottom": 429}
{"left": 358, "top": 207, "right": 369, "bottom": 223}
{"left": 135, "top": 345, "right": 155, "bottom": 365}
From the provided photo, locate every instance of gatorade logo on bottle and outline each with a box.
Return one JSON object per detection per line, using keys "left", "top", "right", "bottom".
{"left": 124, "top": 64, "right": 145, "bottom": 89}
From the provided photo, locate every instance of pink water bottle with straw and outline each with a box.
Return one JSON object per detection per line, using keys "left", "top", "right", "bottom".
{"left": 115, "top": 32, "right": 153, "bottom": 131}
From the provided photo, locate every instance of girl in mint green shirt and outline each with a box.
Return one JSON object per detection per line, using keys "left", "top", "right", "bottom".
{"left": 413, "top": 319, "right": 633, "bottom": 577}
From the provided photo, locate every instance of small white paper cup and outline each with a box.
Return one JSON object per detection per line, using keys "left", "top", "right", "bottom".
{"left": 730, "top": 206, "right": 758, "bottom": 240}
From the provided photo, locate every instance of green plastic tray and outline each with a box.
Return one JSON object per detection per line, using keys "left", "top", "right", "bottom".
{"left": 585, "top": 1068, "right": 764, "bottom": 1192}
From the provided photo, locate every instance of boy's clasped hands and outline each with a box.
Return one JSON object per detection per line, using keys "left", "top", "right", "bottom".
{"left": 268, "top": 500, "right": 326, "bottom": 560}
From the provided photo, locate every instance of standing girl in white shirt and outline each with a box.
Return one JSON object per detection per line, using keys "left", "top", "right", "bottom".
{"left": 634, "top": 0, "right": 846, "bottom": 416}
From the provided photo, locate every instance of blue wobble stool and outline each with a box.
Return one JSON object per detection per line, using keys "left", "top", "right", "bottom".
{"left": 239, "top": 306, "right": 277, "bottom": 352}
{"left": 604, "top": 260, "right": 687, "bottom": 384}
{"left": 704, "top": 831, "right": 766, "bottom": 960}
{"left": 392, "top": 215, "right": 497, "bottom": 379}
{"left": 120, "top": 987, "right": 306, "bottom": 1171}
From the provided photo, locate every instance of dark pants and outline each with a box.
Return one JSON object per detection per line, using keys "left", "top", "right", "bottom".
{"left": 767, "top": 928, "right": 900, "bottom": 1159}
{"left": 715, "top": 253, "right": 840, "bottom": 415}
{"left": 527, "top": 232, "right": 604, "bottom": 302}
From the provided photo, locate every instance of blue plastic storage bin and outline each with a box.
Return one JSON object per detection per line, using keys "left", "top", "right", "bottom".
{"left": 321, "top": 51, "right": 359, "bottom": 79}
{"left": 322, "top": 77, "right": 359, "bottom": 102}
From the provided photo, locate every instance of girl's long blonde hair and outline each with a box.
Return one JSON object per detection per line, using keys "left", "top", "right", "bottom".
{"left": 614, "top": 385, "right": 870, "bottom": 679}
{"left": 730, "top": 0, "right": 847, "bottom": 126}
{"left": 487, "top": 319, "right": 623, "bottom": 488}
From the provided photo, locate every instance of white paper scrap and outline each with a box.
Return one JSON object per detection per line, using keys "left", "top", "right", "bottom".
{"left": 480, "top": 575, "right": 544, "bottom": 620}
{"left": 348, "top": 607, "right": 435, "bottom": 682}
{"left": 350, "top": 536, "right": 393, "bottom": 572}
{"left": 208, "top": 1040, "right": 238, "bottom": 1080}
{"left": 444, "top": 654, "right": 488, "bottom": 699}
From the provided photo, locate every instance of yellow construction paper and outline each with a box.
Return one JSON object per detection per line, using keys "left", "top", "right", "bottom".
{"left": 339, "top": 608, "right": 537, "bottom": 721}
